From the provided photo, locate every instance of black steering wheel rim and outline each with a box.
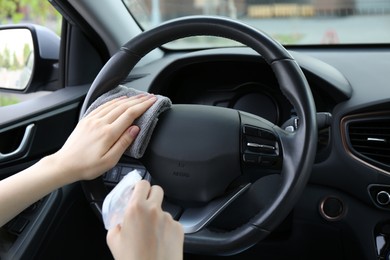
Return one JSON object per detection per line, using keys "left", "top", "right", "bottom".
{"left": 79, "top": 15, "right": 317, "bottom": 256}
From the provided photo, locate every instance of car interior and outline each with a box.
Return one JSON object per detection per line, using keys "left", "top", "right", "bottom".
{"left": 1, "top": 0, "right": 390, "bottom": 259}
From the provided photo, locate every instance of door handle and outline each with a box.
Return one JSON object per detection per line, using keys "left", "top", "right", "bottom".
{"left": 0, "top": 124, "right": 35, "bottom": 162}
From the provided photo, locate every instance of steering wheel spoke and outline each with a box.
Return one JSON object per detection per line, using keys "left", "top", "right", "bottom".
{"left": 177, "top": 183, "right": 251, "bottom": 234}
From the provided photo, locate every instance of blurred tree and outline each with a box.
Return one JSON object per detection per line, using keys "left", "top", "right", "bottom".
{"left": 19, "top": 0, "right": 61, "bottom": 24}
{"left": 0, "top": 0, "right": 61, "bottom": 34}
{"left": 12, "top": 52, "right": 20, "bottom": 69}
{"left": 0, "top": 0, "right": 21, "bottom": 22}
{"left": 1, "top": 47, "right": 11, "bottom": 68}
{"left": 23, "top": 44, "right": 31, "bottom": 64}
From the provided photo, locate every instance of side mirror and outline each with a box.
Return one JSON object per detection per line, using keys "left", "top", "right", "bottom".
{"left": 0, "top": 24, "right": 60, "bottom": 92}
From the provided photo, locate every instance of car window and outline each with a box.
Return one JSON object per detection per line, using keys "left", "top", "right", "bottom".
{"left": 0, "top": 1, "right": 61, "bottom": 107}
{"left": 123, "top": 0, "right": 390, "bottom": 48}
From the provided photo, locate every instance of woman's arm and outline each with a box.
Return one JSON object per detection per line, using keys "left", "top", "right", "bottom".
{"left": 0, "top": 94, "right": 157, "bottom": 227}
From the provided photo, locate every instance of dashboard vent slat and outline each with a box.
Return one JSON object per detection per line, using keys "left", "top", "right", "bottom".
{"left": 347, "top": 116, "right": 390, "bottom": 169}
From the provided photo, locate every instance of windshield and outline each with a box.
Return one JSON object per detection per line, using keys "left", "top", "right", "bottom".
{"left": 123, "top": 0, "right": 390, "bottom": 48}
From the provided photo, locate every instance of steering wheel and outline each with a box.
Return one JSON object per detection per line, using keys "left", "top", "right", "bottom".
{"left": 79, "top": 16, "right": 317, "bottom": 256}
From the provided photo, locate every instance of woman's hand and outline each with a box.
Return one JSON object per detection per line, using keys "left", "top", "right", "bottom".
{"left": 52, "top": 94, "right": 157, "bottom": 182}
{"left": 106, "top": 180, "right": 184, "bottom": 260}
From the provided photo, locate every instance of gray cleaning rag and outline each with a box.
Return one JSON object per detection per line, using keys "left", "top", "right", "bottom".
{"left": 84, "top": 85, "right": 172, "bottom": 158}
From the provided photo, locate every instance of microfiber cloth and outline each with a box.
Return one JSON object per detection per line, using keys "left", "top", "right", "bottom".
{"left": 84, "top": 85, "right": 172, "bottom": 158}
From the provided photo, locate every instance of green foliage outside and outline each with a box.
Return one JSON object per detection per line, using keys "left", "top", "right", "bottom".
{"left": 0, "top": 44, "right": 31, "bottom": 70}
{"left": 0, "top": 0, "right": 62, "bottom": 35}
{"left": 0, "top": 95, "right": 20, "bottom": 106}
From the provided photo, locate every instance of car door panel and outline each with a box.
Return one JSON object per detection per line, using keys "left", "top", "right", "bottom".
{"left": 0, "top": 86, "right": 88, "bottom": 166}
{"left": 0, "top": 85, "right": 89, "bottom": 259}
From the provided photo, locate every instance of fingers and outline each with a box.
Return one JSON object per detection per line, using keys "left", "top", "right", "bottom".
{"left": 129, "top": 181, "right": 165, "bottom": 209}
{"left": 131, "top": 180, "right": 152, "bottom": 201}
{"left": 107, "top": 180, "right": 183, "bottom": 260}
{"left": 122, "top": 181, "right": 165, "bottom": 227}
{"left": 106, "top": 223, "right": 121, "bottom": 240}
{"left": 85, "top": 93, "right": 157, "bottom": 160}
{"left": 110, "top": 95, "right": 157, "bottom": 136}
{"left": 103, "top": 125, "right": 140, "bottom": 162}
{"left": 85, "top": 93, "right": 155, "bottom": 125}
{"left": 86, "top": 95, "right": 129, "bottom": 118}
{"left": 103, "top": 94, "right": 155, "bottom": 124}
{"left": 147, "top": 185, "right": 164, "bottom": 206}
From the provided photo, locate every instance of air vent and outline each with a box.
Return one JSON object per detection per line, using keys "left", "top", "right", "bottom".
{"left": 346, "top": 116, "right": 390, "bottom": 170}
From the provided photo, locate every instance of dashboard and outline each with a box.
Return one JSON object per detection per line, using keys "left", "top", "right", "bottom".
{"left": 144, "top": 49, "right": 342, "bottom": 126}
{"left": 125, "top": 47, "right": 353, "bottom": 167}
{"left": 125, "top": 46, "right": 390, "bottom": 204}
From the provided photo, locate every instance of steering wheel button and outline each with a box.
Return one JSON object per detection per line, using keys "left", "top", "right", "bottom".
{"left": 120, "top": 167, "right": 134, "bottom": 176}
{"left": 135, "top": 168, "right": 147, "bottom": 178}
{"left": 246, "top": 142, "right": 276, "bottom": 153}
{"left": 243, "top": 153, "right": 261, "bottom": 163}
{"left": 106, "top": 167, "right": 120, "bottom": 182}
{"left": 259, "top": 130, "right": 277, "bottom": 140}
{"left": 243, "top": 126, "right": 276, "bottom": 141}
{"left": 9, "top": 217, "right": 29, "bottom": 234}
{"left": 260, "top": 156, "right": 277, "bottom": 166}
{"left": 243, "top": 126, "right": 259, "bottom": 136}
